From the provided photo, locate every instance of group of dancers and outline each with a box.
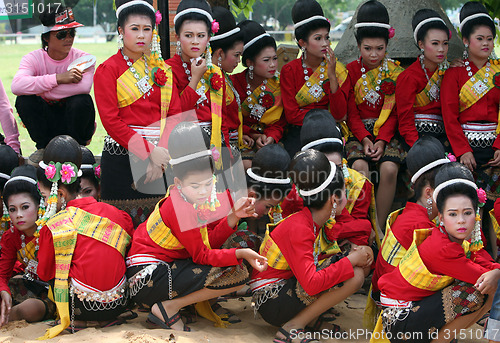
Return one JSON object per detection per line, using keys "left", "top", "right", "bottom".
{"left": 0, "top": 0, "right": 500, "bottom": 341}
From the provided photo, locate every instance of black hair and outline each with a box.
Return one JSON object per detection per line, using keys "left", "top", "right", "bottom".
{"left": 434, "top": 162, "right": 478, "bottom": 213}
{"left": 300, "top": 109, "right": 343, "bottom": 156}
{"left": 3, "top": 165, "right": 40, "bottom": 208}
{"left": 80, "top": 146, "right": 99, "bottom": 190}
{"left": 210, "top": 6, "right": 244, "bottom": 55}
{"left": 292, "top": 0, "right": 330, "bottom": 44}
{"left": 239, "top": 20, "right": 277, "bottom": 68}
{"left": 412, "top": 9, "right": 450, "bottom": 44}
{"left": 116, "top": 0, "right": 156, "bottom": 32}
{"left": 37, "top": 135, "right": 82, "bottom": 195}
{"left": 168, "top": 122, "right": 214, "bottom": 180}
{"left": 460, "top": 1, "right": 496, "bottom": 39}
{"left": 0, "top": 145, "right": 19, "bottom": 192}
{"left": 247, "top": 144, "right": 292, "bottom": 200}
{"left": 289, "top": 149, "right": 344, "bottom": 210}
{"left": 39, "top": 5, "right": 73, "bottom": 50}
{"left": 174, "top": 0, "right": 213, "bottom": 35}
{"left": 407, "top": 136, "right": 446, "bottom": 200}
{"left": 355, "top": 0, "right": 390, "bottom": 45}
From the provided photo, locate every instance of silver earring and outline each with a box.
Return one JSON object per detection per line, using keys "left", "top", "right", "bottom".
{"left": 176, "top": 41, "right": 181, "bottom": 55}
{"left": 118, "top": 34, "right": 123, "bottom": 49}
{"left": 61, "top": 197, "right": 66, "bottom": 211}
{"left": 301, "top": 46, "right": 306, "bottom": 60}
{"left": 330, "top": 202, "right": 337, "bottom": 221}
{"left": 463, "top": 44, "right": 469, "bottom": 60}
{"left": 426, "top": 197, "right": 433, "bottom": 217}
{"left": 217, "top": 55, "right": 222, "bottom": 67}
{"left": 248, "top": 65, "right": 254, "bottom": 80}
{"left": 490, "top": 49, "right": 498, "bottom": 60}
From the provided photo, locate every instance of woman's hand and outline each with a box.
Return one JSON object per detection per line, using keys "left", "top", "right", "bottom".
{"left": 242, "top": 135, "right": 255, "bottom": 148}
{"left": 149, "top": 147, "right": 170, "bottom": 168}
{"left": 347, "top": 245, "right": 373, "bottom": 268}
{"left": 0, "top": 291, "right": 12, "bottom": 327}
{"left": 235, "top": 248, "right": 268, "bottom": 272}
{"left": 460, "top": 152, "right": 477, "bottom": 171}
{"left": 371, "top": 140, "right": 386, "bottom": 161}
{"left": 325, "top": 46, "right": 339, "bottom": 93}
{"left": 475, "top": 269, "right": 500, "bottom": 295}
{"left": 361, "top": 137, "right": 374, "bottom": 157}
{"left": 144, "top": 161, "right": 164, "bottom": 184}
{"left": 188, "top": 58, "right": 207, "bottom": 90}
{"left": 56, "top": 69, "right": 83, "bottom": 84}
{"left": 256, "top": 135, "right": 274, "bottom": 149}
{"left": 488, "top": 149, "right": 500, "bottom": 167}
{"left": 226, "top": 197, "right": 258, "bottom": 228}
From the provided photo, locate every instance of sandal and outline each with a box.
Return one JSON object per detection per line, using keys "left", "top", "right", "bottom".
{"left": 273, "top": 327, "right": 319, "bottom": 343}
{"left": 211, "top": 303, "right": 241, "bottom": 324}
{"left": 305, "top": 316, "right": 342, "bottom": 333}
{"left": 146, "top": 302, "right": 190, "bottom": 332}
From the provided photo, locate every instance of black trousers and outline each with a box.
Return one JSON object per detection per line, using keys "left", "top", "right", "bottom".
{"left": 15, "top": 94, "right": 95, "bottom": 149}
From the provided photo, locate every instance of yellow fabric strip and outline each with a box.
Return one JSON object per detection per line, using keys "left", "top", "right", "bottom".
{"left": 117, "top": 57, "right": 152, "bottom": 108}
{"left": 414, "top": 69, "right": 442, "bottom": 107}
{"left": 379, "top": 209, "right": 406, "bottom": 267}
{"left": 39, "top": 207, "right": 130, "bottom": 339}
{"left": 490, "top": 209, "right": 500, "bottom": 241}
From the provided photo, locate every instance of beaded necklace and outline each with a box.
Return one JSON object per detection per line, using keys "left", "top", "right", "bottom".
{"left": 302, "top": 56, "right": 327, "bottom": 100}
{"left": 312, "top": 224, "right": 319, "bottom": 268}
{"left": 360, "top": 57, "right": 388, "bottom": 106}
{"left": 465, "top": 59, "right": 491, "bottom": 96}
{"left": 121, "top": 49, "right": 152, "bottom": 98}
{"left": 182, "top": 58, "right": 208, "bottom": 105}
{"left": 20, "top": 232, "right": 39, "bottom": 280}
{"left": 246, "top": 74, "right": 268, "bottom": 121}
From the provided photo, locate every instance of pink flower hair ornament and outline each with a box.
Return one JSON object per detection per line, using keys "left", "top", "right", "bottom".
{"left": 388, "top": 27, "right": 395, "bottom": 39}
{"left": 210, "top": 146, "right": 220, "bottom": 162}
{"left": 477, "top": 188, "right": 487, "bottom": 207}
{"left": 155, "top": 10, "right": 162, "bottom": 26}
{"left": 447, "top": 153, "right": 457, "bottom": 162}
{"left": 60, "top": 163, "right": 78, "bottom": 184}
{"left": 93, "top": 163, "right": 101, "bottom": 180}
{"left": 211, "top": 20, "right": 220, "bottom": 34}
{"left": 44, "top": 162, "right": 59, "bottom": 182}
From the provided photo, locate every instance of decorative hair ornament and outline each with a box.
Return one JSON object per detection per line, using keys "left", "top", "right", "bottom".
{"left": 432, "top": 178, "right": 477, "bottom": 202}
{"left": 298, "top": 161, "right": 337, "bottom": 197}
{"left": 211, "top": 27, "right": 240, "bottom": 41}
{"left": 301, "top": 138, "right": 343, "bottom": 152}
{"left": 447, "top": 153, "right": 457, "bottom": 162}
{"left": 342, "top": 158, "right": 352, "bottom": 187}
{"left": 293, "top": 15, "right": 329, "bottom": 29}
{"left": 388, "top": 27, "right": 395, "bottom": 39}
{"left": 39, "top": 161, "right": 81, "bottom": 184}
{"left": 459, "top": 13, "right": 493, "bottom": 33}
{"left": 354, "top": 22, "right": 391, "bottom": 30}
{"left": 0, "top": 172, "right": 10, "bottom": 180}
{"left": 93, "top": 163, "right": 101, "bottom": 180}
{"left": 211, "top": 20, "right": 220, "bottom": 34}
{"left": 470, "top": 188, "right": 487, "bottom": 253}
{"left": 413, "top": 17, "right": 446, "bottom": 43}
{"left": 116, "top": 0, "right": 156, "bottom": 18}
{"left": 155, "top": 10, "right": 162, "bottom": 25}
{"left": 246, "top": 168, "right": 291, "bottom": 185}
{"left": 4, "top": 176, "right": 37, "bottom": 186}
{"left": 243, "top": 33, "right": 271, "bottom": 52}
{"left": 1, "top": 202, "right": 9, "bottom": 228}
{"left": 411, "top": 158, "right": 451, "bottom": 184}
{"left": 168, "top": 149, "right": 212, "bottom": 166}
{"left": 193, "top": 175, "right": 220, "bottom": 212}
{"left": 173, "top": 8, "right": 213, "bottom": 25}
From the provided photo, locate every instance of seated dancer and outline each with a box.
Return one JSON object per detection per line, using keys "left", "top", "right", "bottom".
{"left": 95, "top": 0, "right": 181, "bottom": 227}
{"left": 276, "top": 109, "right": 376, "bottom": 247}
{"left": 280, "top": 0, "right": 347, "bottom": 158}
{"left": 231, "top": 20, "right": 286, "bottom": 168}
{"left": 397, "top": 9, "right": 451, "bottom": 150}
{"left": 342, "top": 0, "right": 405, "bottom": 232}
{"left": 251, "top": 149, "right": 373, "bottom": 342}
{"left": 79, "top": 146, "right": 100, "bottom": 200}
{"left": 126, "top": 122, "right": 267, "bottom": 332}
{"left": 376, "top": 162, "right": 500, "bottom": 343}
{"left": 36, "top": 135, "right": 134, "bottom": 338}
{"left": 0, "top": 145, "right": 20, "bottom": 236}
{"left": 0, "top": 165, "right": 55, "bottom": 327}
{"left": 367, "top": 136, "right": 450, "bottom": 327}
{"left": 11, "top": 6, "right": 95, "bottom": 165}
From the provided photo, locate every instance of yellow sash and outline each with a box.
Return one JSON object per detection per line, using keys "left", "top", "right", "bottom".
{"left": 241, "top": 75, "right": 283, "bottom": 129}
{"left": 398, "top": 229, "right": 461, "bottom": 292}
{"left": 354, "top": 60, "right": 404, "bottom": 136}
{"left": 260, "top": 218, "right": 341, "bottom": 270}
{"left": 490, "top": 209, "right": 500, "bottom": 241}
{"left": 459, "top": 61, "right": 500, "bottom": 134}
{"left": 116, "top": 56, "right": 174, "bottom": 138}
{"left": 146, "top": 197, "right": 211, "bottom": 250}
{"left": 379, "top": 209, "right": 406, "bottom": 267}
{"left": 16, "top": 236, "right": 37, "bottom": 267}
{"left": 295, "top": 60, "right": 348, "bottom": 107}
{"left": 40, "top": 207, "right": 131, "bottom": 340}
{"left": 224, "top": 73, "right": 244, "bottom": 149}
{"left": 414, "top": 69, "right": 442, "bottom": 107}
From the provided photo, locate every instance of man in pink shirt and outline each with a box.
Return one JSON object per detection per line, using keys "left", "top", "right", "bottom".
{"left": 0, "top": 79, "right": 20, "bottom": 155}
{"left": 11, "top": 6, "right": 95, "bottom": 165}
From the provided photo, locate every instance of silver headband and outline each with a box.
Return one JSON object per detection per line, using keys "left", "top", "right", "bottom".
{"left": 0, "top": 172, "right": 10, "bottom": 181}
{"left": 354, "top": 22, "right": 391, "bottom": 30}
{"left": 246, "top": 168, "right": 290, "bottom": 185}
{"left": 413, "top": 17, "right": 447, "bottom": 43}
{"left": 169, "top": 149, "right": 212, "bottom": 166}
{"left": 298, "top": 161, "right": 337, "bottom": 197}
{"left": 411, "top": 158, "right": 450, "bottom": 184}
{"left": 432, "top": 178, "right": 478, "bottom": 202}
{"left": 459, "top": 13, "right": 493, "bottom": 33}
{"left": 5, "top": 176, "right": 37, "bottom": 186}
{"left": 294, "top": 15, "right": 329, "bottom": 29}
{"left": 301, "top": 138, "right": 343, "bottom": 152}
{"left": 211, "top": 27, "right": 240, "bottom": 41}
{"left": 173, "top": 8, "right": 213, "bottom": 25}
{"left": 116, "top": 0, "right": 156, "bottom": 19}
{"left": 243, "top": 33, "right": 270, "bottom": 52}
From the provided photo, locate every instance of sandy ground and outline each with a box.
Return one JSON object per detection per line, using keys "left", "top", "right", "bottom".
{"left": 0, "top": 294, "right": 487, "bottom": 343}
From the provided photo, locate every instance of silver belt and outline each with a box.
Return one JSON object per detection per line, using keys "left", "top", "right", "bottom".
{"left": 461, "top": 122, "right": 497, "bottom": 148}
{"left": 414, "top": 114, "right": 445, "bottom": 134}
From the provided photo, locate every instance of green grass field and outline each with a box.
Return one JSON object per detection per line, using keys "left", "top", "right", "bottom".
{"left": 1, "top": 41, "right": 499, "bottom": 158}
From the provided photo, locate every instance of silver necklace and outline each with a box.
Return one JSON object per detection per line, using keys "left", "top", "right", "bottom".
{"left": 20, "top": 233, "right": 39, "bottom": 280}
{"left": 419, "top": 55, "right": 440, "bottom": 102}
{"left": 121, "top": 49, "right": 152, "bottom": 98}
{"left": 303, "top": 57, "right": 326, "bottom": 100}
{"left": 466, "top": 59, "right": 491, "bottom": 95}
{"left": 182, "top": 59, "right": 207, "bottom": 105}
{"left": 246, "top": 76, "right": 268, "bottom": 121}
{"left": 312, "top": 224, "right": 319, "bottom": 268}
{"left": 360, "top": 58, "right": 384, "bottom": 106}
{"left": 225, "top": 72, "right": 240, "bottom": 107}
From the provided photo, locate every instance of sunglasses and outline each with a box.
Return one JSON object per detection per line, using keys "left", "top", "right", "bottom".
{"left": 55, "top": 29, "right": 76, "bottom": 40}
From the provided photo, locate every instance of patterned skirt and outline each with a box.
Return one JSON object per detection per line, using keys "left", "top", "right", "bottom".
{"left": 9, "top": 275, "right": 56, "bottom": 320}
{"left": 381, "top": 280, "right": 486, "bottom": 343}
